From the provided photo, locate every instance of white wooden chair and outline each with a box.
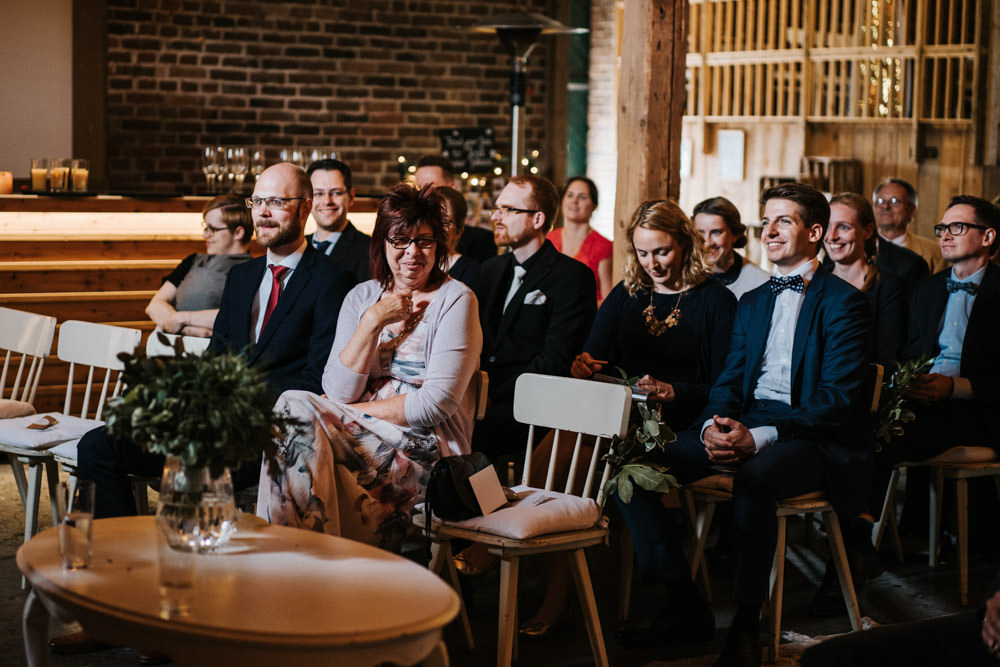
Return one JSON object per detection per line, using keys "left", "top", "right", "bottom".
{"left": 0, "top": 307, "right": 58, "bottom": 545}
{"left": 30, "top": 322, "right": 142, "bottom": 533}
{"left": 874, "top": 446, "right": 1000, "bottom": 606}
{"left": 416, "top": 374, "right": 631, "bottom": 667}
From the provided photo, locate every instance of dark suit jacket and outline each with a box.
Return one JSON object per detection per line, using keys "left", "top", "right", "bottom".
{"left": 701, "top": 266, "right": 871, "bottom": 514}
{"left": 904, "top": 263, "right": 1000, "bottom": 410}
{"left": 306, "top": 221, "right": 371, "bottom": 284}
{"left": 209, "top": 244, "right": 355, "bottom": 399}
{"left": 866, "top": 270, "right": 907, "bottom": 365}
{"left": 457, "top": 225, "right": 498, "bottom": 263}
{"left": 475, "top": 240, "right": 596, "bottom": 404}
{"left": 877, "top": 240, "right": 929, "bottom": 291}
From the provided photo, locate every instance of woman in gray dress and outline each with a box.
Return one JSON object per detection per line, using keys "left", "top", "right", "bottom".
{"left": 144, "top": 194, "right": 253, "bottom": 337}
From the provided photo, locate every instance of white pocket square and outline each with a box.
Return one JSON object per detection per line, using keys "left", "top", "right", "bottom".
{"left": 523, "top": 289, "right": 547, "bottom": 305}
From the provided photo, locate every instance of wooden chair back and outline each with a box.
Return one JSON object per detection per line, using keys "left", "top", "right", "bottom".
{"left": 0, "top": 307, "right": 57, "bottom": 405}
{"left": 514, "top": 373, "right": 631, "bottom": 506}
{"left": 56, "top": 320, "right": 142, "bottom": 420}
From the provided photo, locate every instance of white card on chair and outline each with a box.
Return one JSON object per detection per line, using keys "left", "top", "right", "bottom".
{"left": 469, "top": 466, "right": 507, "bottom": 516}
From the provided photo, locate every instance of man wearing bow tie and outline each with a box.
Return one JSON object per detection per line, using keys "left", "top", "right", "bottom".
{"left": 868, "top": 195, "right": 1000, "bottom": 515}
{"left": 617, "top": 183, "right": 871, "bottom": 667}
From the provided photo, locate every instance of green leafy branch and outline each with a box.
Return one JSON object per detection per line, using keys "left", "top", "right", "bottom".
{"left": 105, "top": 333, "right": 296, "bottom": 479}
{"left": 602, "top": 401, "right": 679, "bottom": 505}
{"left": 874, "top": 354, "right": 935, "bottom": 451}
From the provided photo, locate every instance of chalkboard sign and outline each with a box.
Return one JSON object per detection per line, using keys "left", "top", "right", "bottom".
{"left": 437, "top": 127, "right": 496, "bottom": 174}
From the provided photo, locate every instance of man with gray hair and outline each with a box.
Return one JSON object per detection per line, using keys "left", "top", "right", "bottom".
{"left": 873, "top": 178, "right": 948, "bottom": 273}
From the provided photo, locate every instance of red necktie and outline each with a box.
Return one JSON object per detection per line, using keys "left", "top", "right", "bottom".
{"left": 261, "top": 265, "right": 289, "bottom": 330}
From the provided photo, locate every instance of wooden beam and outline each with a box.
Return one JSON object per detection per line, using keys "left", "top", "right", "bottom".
{"left": 613, "top": 0, "right": 688, "bottom": 281}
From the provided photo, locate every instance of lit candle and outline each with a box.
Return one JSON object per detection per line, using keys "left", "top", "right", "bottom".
{"left": 0, "top": 171, "right": 12, "bottom": 195}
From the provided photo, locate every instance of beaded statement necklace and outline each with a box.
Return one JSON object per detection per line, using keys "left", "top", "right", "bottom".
{"left": 642, "top": 290, "right": 684, "bottom": 336}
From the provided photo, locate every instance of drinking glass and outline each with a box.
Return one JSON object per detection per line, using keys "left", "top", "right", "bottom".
{"left": 49, "top": 159, "right": 70, "bottom": 192}
{"left": 250, "top": 149, "right": 266, "bottom": 181}
{"left": 201, "top": 146, "right": 223, "bottom": 193}
{"left": 30, "top": 158, "right": 48, "bottom": 192}
{"left": 71, "top": 159, "right": 90, "bottom": 192}
{"left": 226, "top": 146, "right": 248, "bottom": 186}
{"left": 57, "top": 480, "right": 95, "bottom": 571}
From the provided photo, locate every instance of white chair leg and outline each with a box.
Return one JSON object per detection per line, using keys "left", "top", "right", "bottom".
{"left": 496, "top": 556, "right": 519, "bottom": 667}
{"left": 766, "top": 515, "right": 787, "bottom": 665}
{"left": 44, "top": 460, "right": 60, "bottom": 523}
{"left": 689, "top": 501, "right": 716, "bottom": 602}
{"left": 823, "top": 511, "right": 861, "bottom": 631}
{"left": 23, "top": 459, "right": 43, "bottom": 544}
{"left": 618, "top": 524, "right": 634, "bottom": 621}
{"left": 956, "top": 478, "right": 969, "bottom": 606}
{"left": 874, "top": 467, "right": 900, "bottom": 552}
{"left": 568, "top": 548, "right": 609, "bottom": 667}
{"left": 428, "top": 540, "right": 475, "bottom": 650}
{"left": 929, "top": 468, "right": 945, "bottom": 567}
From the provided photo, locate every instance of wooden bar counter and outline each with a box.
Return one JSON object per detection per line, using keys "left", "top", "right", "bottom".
{"left": 0, "top": 194, "right": 377, "bottom": 412}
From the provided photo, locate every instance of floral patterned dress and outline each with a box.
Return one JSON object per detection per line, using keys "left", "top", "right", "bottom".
{"left": 257, "top": 316, "right": 441, "bottom": 552}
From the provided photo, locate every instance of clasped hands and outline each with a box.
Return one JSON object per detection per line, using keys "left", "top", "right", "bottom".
{"left": 703, "top": 416, "right": 756, "bottom": 464}
{"left": 570, "top": 352, "right": 675, "bottom": 402}
{"left": 982, "top": 589, "right": 1000, "bottom": 657}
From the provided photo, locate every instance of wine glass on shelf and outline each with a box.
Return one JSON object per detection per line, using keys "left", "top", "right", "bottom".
{"left": 201, "top": 146, "right": 223, "bottom": 193}
{"left": 227, "top": 146, "right": 248, "bottom": 187}
{"left": 250, "top": 149, "right": 266, "bottom": 182}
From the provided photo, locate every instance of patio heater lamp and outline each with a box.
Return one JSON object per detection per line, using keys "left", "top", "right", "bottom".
{"left": 468, "top": 13, "right": 587, "bottom": 177}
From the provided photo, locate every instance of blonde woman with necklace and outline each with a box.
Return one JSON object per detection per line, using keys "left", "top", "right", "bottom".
{"left": 258, "top": 184, "right": 483, "bottom": 553}
{"left": 518, "top": 200, "right": 737, "bottom": 640}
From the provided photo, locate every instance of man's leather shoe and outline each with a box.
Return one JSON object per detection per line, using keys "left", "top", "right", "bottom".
{"left": 714, "top": 628, "right": 760, "bottom": 667}
{"left": 616, "top": 606, "right": 715, "bottom": 648}
{"left": 48, "top": 630, "right": 110, "bottom": 655}
{"left": 138, "top": 649, "right": 171, "bottom": 665}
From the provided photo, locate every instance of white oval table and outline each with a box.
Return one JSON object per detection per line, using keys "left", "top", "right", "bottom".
{"left": 17, "top": 516, "right": 458, "bottom": 667}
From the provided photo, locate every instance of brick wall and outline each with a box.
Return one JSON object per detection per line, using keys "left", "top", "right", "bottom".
{"left": 104, "top": 0, "right": 554, "bottom": 194}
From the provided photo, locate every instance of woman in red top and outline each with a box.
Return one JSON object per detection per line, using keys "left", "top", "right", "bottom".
{"left": 547, "top": 176, "right": 614, "bottom": 302}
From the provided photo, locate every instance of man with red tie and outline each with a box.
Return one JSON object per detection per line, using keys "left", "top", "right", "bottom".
{"left": 77, "top": 163, "right": 354, "bottom": 519}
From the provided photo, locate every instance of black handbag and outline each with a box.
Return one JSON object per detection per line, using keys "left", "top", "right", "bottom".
{"left": 425, "top": 451, "right": 493, "bottom": 521}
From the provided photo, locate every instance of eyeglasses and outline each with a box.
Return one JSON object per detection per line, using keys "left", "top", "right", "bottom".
{"left": 201, "top": 223, "right": 229, "bottom": 235}
{"left": 313, "top": 189, "right": 348, "bottom": 199}
{"left": 387, "top": 235, "right": 437, "bottom": 250}
{"left": 491, "top": 205, "right": 539, "bottom": 217}
{"left": 874, "top": 196, "right": 908, "bottom": 208}
{"left": 933, "top": 222, "right": 990, "bottom": 237}
{"left": 245, "top": 197, "right": 306, "bottom": 209}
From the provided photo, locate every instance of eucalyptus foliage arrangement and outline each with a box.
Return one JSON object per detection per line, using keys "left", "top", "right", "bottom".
{"left": 874, "top": 354, "right": 935, "bottom": 451}
{"left": 105, "top": 334, "right": 284, "bottom": 479}
{"left": 600, "top": 368, "right": 679, "bottom": 505}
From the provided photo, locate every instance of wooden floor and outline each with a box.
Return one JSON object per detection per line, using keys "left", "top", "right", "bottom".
{"left": 1, "top": 459, "right": 996, "bottom": 666}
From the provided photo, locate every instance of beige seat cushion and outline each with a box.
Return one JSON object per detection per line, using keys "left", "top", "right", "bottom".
{"left": 438, "top": 485, "right": 601, "bottom": 540}
{"left": 0, "top": 412, "right": 103, "bottom": 450}
{"left": 0, "top": 399, "right": 35, "bottom": 419}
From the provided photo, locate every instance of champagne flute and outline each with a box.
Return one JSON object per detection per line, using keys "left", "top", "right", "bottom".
{"left": 250, "top": 149, "right": 266, "bottom": 182}
{"left": 201, "top": 146, "right": 222, "bottom": 193}
{"left": 227, "top": 146, "right": 248, "bottom": 186}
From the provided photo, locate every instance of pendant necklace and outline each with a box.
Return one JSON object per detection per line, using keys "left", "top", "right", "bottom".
{"left": 642, "top": 289, "right": 684, "bottom": 336}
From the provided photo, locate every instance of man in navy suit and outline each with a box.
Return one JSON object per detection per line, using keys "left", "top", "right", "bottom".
{"left": 78, "top": 163, "right": 354, "bottom": 518}
{"left": 304, "top": 158, "right": 371, "bottom": 284}
{"left": 415, "top": 155, "right": 498, "bottom": 262}
{"left": 868, "top": 195, "right": 1000, "bottom": 515}
{"left": 617, "top": 184, "right": 870, "bottom": 667}
{"left": 473, "top": 174, "right": 596, "bottom": 459}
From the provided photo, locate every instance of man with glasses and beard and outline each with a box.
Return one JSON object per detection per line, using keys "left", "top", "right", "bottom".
{"left": 473, "top": 175, "right": 596, "bottom": 460}
{"left": 77, "top": 163, "right": 355, "bottom": 520}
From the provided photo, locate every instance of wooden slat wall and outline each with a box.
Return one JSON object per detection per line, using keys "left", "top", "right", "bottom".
{"left": 1, "top": 238, "right": 204, "bottom": 412}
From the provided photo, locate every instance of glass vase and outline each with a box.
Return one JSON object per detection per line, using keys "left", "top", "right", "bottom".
{"left": 156, "top": 456, "right": 237, "bottom": 552}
